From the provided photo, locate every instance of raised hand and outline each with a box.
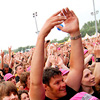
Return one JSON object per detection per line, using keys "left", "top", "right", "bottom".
{"left": 39, "top": 11, "right": 66, "bottom": 38}
{"left": 56, "top": 8, "right": 79, "bottom": 35}
{"left": 57, "top": 56, "right": 64, "bottom": 67}
{"left": 94, "top": 44, "right": 100, "bottom": 58}
{"left": 0, "top": 50, "right": 4, "bottom": 58}
{"left": 8, "top": 46, "right": 12, "bottom": 53}
{"left": 48, "top": 54, "right": 57, "bottom": 67}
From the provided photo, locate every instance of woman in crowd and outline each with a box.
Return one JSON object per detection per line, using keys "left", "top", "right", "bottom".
{"left": 79, "top": 68, "right": 100, "bottom": 99}
{"left": 20, "top": 71, "right": 30, "bottom": 92}
{"left": 18, "top": 90, "right": 30, "bottom": 100}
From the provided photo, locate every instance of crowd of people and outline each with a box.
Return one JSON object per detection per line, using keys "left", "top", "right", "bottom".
{"left": 0, "top": 7, "right": 100, "bottom": 100}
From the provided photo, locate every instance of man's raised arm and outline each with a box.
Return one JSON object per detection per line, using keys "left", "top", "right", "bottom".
{"left": 30, "top": 11, "right": 66, "bottom": 100}
{"left": 57, "top": 8, "right": 84, "bottom": 92}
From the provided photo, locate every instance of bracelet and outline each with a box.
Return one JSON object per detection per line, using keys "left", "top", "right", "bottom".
{"left": 96, "top": 58, "right": 100, "bottom": 62}
{"left": 70, "top": 34, "right": 81, "bottom": 40}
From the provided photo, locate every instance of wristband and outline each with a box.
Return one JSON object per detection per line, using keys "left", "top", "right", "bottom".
{"left": 70, "top": 34, "right": 81, "bottom": 40}
{"left": 96, "top": 58, "right": 100, "bottom": 62}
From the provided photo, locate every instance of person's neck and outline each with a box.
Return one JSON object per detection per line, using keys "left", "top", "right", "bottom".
{"left": 17, "top": 73, "right": 21, "bottom": 76}
{"left": 45, "top": 91, "right": 58, "bottom": 100}
{"left": 82, "top": 86, "right": 94, "bottom": 94}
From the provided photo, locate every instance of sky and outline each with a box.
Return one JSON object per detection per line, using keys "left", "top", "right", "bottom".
{"left": 0, "top": 0, "right": 100, "bottom": 50}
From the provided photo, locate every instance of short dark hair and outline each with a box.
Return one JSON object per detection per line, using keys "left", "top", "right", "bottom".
{"left": 3, "top": 64, "right": 9, "bottom": 68}
{"left": 43, "top": 67, "right": 61, "bottom": 86}
{"left": 15, "top": 64, "right": 23, "bottom": 71}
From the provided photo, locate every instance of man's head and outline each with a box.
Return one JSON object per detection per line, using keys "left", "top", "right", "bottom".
{"left": 3, "top": 64, "right": 9, "bottom": 74}
{"left": 43, "top": 67, "right": 61, "bottom": 86}
{"left": 0, "top": 81, "right": 18, "bottom": 100}
{"left": 43, "top": 67, "right": 67, "bottom": 99}
{"left": 15, "top": 64, "right": 24, "bottom": 76}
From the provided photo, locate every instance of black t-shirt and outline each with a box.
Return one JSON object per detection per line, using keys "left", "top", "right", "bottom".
{"left": 0, "top": 68, "right": 12, "bottom": 75}
{"left": 15, "top": 76, "right": 20, "bottom": 83}
{"left": 45, "top": 85, "right": 77, "bottom": 100}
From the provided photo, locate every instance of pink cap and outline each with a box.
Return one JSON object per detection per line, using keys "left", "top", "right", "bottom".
{"left": 70, "top": 92, "right": 99, "bottom": 100}
{"left": 84, "top": 49, "right": 88, "bottom": 55}
{"left": 27, "top": 66, "right": 31, "bottom": 72}
{"left": 57, "top": 47, "right": 61, "bottom": 50}
{"left": 4, "top": 73, "right": 15, "bottom": 81}
{"left": 59, "top": 68, "right": 69, "bottom": 76}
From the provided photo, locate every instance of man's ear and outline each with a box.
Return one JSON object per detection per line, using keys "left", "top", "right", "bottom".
{"left": 43, "top": 84, "right": 48, "bottom": 91}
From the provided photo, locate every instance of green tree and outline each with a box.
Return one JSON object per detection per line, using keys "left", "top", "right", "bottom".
{"left": 80, "top": 20, "right": 100, "bottom": 37}
{"left": 51, "top": 39, "right": 57, "bottom": 43}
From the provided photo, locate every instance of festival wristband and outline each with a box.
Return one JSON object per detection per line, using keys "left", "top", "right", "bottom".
{"left": 70, "top": 34, "right": 81, "bottom": 40}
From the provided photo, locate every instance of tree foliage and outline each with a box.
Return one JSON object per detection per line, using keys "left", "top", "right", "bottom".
{"left": 4, "top": 45, "right": 34, "bottom": 54}
{"left": 80, "top": 20, "right": 100, "bottom": 37}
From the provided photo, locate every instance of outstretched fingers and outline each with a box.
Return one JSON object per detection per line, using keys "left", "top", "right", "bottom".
{"left": 48, "top": 10, "right": 67, "bottom": 27}
{"left": 52, "top": 16, "right": 66, "bottom": 23}
{"left": 70, "top": 10, "right": 77, "bottom": 17}
{"left": 60, "top": 8, "right": 70, "bottom": 19}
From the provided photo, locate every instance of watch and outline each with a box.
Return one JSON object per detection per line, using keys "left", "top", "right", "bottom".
{"left": 96, "top": 58, "right": 100, "bottom": 62}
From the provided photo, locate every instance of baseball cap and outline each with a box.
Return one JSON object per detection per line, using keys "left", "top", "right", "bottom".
{"left": 27, "top": 66, "right": 31, "bottom": 72}
{"left": 59, "top": 68, "right": 69, "bottom": 76}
